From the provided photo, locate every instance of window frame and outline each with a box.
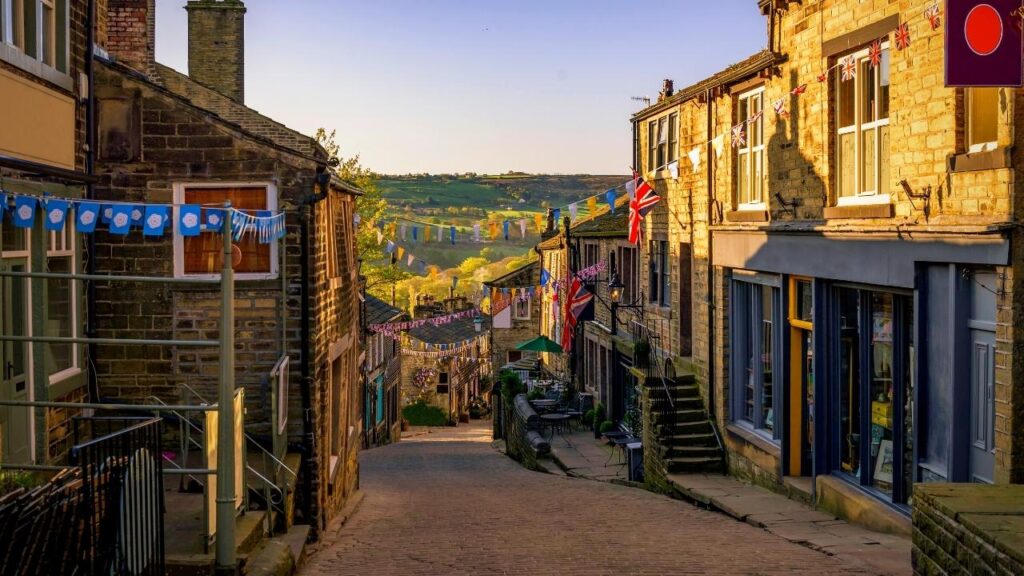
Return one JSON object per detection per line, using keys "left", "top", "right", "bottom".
{"left": 45, "top": 219, "right": 78, "bottom": 385}
{"left": 647, "top": 240, "right": 670, "bottom": 308}
{"left": 729, "top": 275, "right": 783, "bottom": 442}
{"left": 835, "top": 43, "right": 891, "bottom": 206}
{"left": 0, "top": 0, "right": 71, "bottom": 87}
{"left": 617, "top": 244, "right": 639, "bottom": 304}
{"left": 736, "top": 86, "right": 766, "bottom": 209}
{"left": 172, "top": 182, "right": 279, "bottom": 280}
{"left": 966, "top": 87, "right": 998, "bottom": 153}
{"left": 513, "top": 296, "right": 530, "bottom": 320}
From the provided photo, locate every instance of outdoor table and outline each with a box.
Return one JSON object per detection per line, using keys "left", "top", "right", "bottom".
{"left": 540, "top": 413, "right": 572, "bottom": 439}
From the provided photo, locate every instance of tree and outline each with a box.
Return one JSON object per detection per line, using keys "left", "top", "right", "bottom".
{"left": 315, "top": 128, "right": 409, "bottom": 299}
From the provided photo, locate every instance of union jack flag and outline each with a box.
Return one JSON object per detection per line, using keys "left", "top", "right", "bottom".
{"left": 791, "top": 83, "right": 807, "bottom": 95}
{"left": 894, "top": 22, "right": 911, "bottom": 50}
{"left": 731, "top": 123, "right": 746, "bottom": 148}
{"left": 841, "top": 55, "right": 857, "bottom": 81}
{"left": 772, "top": 97, "right": 788, "bottom": 118}
{"left": 924, "top": 4, "right": 940, "bottom": 31}
{"left": 748, "top": 110, "right": 763, "bottom": 125}
{"left": 868, "top": 39, "right": 883, "bottom": 68}
{"left": 817, "top": 71, "right": 828, "bottom": 83}
{"left": 627, "top": 172, "right": 661, "bottom": 245}
{"left": 561, "top": 278, "right": 593, "bottom": 352}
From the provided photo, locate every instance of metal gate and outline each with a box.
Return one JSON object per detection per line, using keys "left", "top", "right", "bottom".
{"left": 70, "top": 416, "right": 165, "bottom": 576}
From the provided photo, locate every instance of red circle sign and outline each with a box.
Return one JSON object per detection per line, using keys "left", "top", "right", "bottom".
{"left": 965, "top": 3, "right": 1003, "bottom": 56}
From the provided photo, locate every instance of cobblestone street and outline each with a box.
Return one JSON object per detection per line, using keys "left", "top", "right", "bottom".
{"left": 302, "top": 422, "right": 880, "bottom": 575}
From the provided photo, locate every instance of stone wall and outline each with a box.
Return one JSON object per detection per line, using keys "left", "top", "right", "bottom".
{"left": 913, "top": 484, "right": 1024, "bottom": 575}
{"left": 500, "top": 393, "right": 549, "bottom": 470}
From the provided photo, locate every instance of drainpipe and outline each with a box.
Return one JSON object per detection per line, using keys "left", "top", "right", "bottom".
{"left": 705, "top": 88, "right": 716, "bottom": 422}
{"left": 299, "top": 170, "right": 328, "bottom": 530}
{"left": 85, "top": 0, "right": 98, "bottom": 402}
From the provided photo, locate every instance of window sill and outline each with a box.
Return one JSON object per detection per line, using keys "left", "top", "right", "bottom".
{"left": 48, "top": 366, "right": 83, "bottom": 386}
{"left": 823, "top": 203, "right": 893, "bottom": 220}
{"left": 726, "top": 209, "right": 768, "bottom": 223}
{"left": 0, "top": 45, "right": 73, "bottom": 92}
{"left": 948, "top": 147, "right": 1010, "bottom": 173}
{"left": 726, "top": 422, "right": 781, "bottom": 456}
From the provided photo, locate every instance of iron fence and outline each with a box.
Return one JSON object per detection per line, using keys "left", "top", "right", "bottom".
{"left": 70, "top": 416, "right": 165, "bottom": 576}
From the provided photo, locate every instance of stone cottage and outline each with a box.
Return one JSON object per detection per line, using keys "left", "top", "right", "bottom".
{"left": 403, "top": 314, "right": 490, "bottom": 425}
{"left": 362, "top": 294, "right": 404, "bottom": 448}
{"left": 92, "top": 0, "right": 362, "bottom": 539}
{"left": 484, "top": 260, "right": 540, "bottom": 371}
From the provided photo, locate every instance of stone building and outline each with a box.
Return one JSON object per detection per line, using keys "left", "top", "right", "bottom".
{"left": 0, "top": 0, "right": 91, "bottom": 465}
{"left": 362, "top": 294, "right": 404, "bottom": 448}
{"left": 92, "top": 0, "right": 363, "bottom": 538}
{"left": 402, "top": 315, "right": 490, "bottom": 424}
{"left": 631, "top": 0, "right": 1024, "bottom": 538}
{"left": 485, "top": 261, "right": 540, "bottom": 371}
{"left": 537, "top": 230, "right": 568, "bottom": 377}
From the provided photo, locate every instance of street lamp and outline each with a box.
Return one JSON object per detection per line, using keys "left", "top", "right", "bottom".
{"left": 608, "top": 272, "right": 624, "bottom": 305}
{"left": 473, "top": 314, "right": 483, "bottom": 333}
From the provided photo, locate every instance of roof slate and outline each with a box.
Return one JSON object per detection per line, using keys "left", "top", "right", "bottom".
{"left": 407, "top": 315, "right": 489, "bottom": 345}
{"left": 485, "top": 261, "right": 539, "bottom": 288}
{"left": 365, "top": 294, "right": 404, "bottom": 327}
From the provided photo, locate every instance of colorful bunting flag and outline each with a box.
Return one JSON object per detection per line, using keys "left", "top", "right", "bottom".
{"left": 731, "top": 124, "right": 746, "bottom": 148}
{"left": 552, "top": 208, "right": 560, "bottom": 224}
{"left": 407, "top": 253, "right": 415, "bottom": 266}
{"left": 534, "top": 213, "right": 544, "bottom": 232}
{"left": 400, "top": 224, "right": 407, "bottom": 241}
{"left": 205, "top": 208, "right": 225, "bottom": 232}
{"left": 667, "top": 160, "right": 679, "bottom": 179}
{"left": 519, "top": 219, "right": 527, "bottom": 238}
{"left": 450, "top": 225, "right": 456, "bottom": 245}
{"left": 841, "top": 54, "right": 857, "bottom": 81}
{"left": 688, "top": 147, "right": 701, "bottom": 173}
{"left": 712, "top": 134, "right": 725, "bottom": 158}
{"left": 605, "top": 189, "right": 617, "bottom": 214}
{"left": 412, "top": 226, "right": 419, "bottom": 242}
{"left": 178, "top": 205, "right": 201, "bottom": 237}
{"left": 130, "top": 205, "right": 144, "bottom": 227}
{"left": 924, "top": 3, "right": 940, "bottom": 30}
{"left": 587, "top": 196, "right": 597, "bottom": 216}
{"left": 503, "top": 220, "right": 510, "bottom": 240}
{"left": 568, "top": 203, "right": 578, "bottom": 220}
{"left": 385, "top": 240, "right": 396, "bottom": 254}
{"left": 473, "top": 223, "right": 480, "bottom": 242}
{"left": 894, "top": 21, "right": 910, "bottom": 51}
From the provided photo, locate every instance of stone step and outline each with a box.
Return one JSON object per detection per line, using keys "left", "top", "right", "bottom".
{"left": 659, "top": 444, "right": 723, "bottom": 459}
{"left": 650, "top": 396, "right": 704, "bottom": 411}
{"left": 663, "top": 432, "right": 718, "bottom": 447}
{"left": 655, "top": 420, "right": 714, "bottom": 437}
{"left": 657, "top": 408, "right": 708, "bottom": 424}
{"left": 665, "top": 455, "right": 724, "bottom": 474}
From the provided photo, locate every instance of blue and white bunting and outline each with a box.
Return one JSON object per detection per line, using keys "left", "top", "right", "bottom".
{"left": 43, "top": 199, "right": 69, "bottom": 232}
{"left": 130, "top": 205, "right": 145, "bottom": 227}
{"left": 179, "top": 205, "right": 202, "bottom": 237}
{"left": 76, "top": 201, "right": 100, "bottom": 233}
{"left": 12, "top": 197, "right": 36, "bottom": 228}
{"left": 109, "top": 205, "right": 132, "bottom": 235}
{"left": 204, "top": 208, "right": 225, "bottom": 232}
{"left": 143, "top": 205, "right": 168, "bottom": 237}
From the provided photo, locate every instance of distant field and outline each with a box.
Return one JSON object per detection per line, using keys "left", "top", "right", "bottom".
{"left": 377, "top": 174, "right": 627, "bottom": 271}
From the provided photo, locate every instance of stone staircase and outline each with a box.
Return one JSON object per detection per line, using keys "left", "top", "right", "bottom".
{"left": 647, "top": 372, "right": 725, "bottom": 474}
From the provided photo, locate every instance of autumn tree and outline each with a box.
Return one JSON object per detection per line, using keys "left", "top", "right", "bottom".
{"left": 315, "top": 128, "right": 409, "bottom": 300}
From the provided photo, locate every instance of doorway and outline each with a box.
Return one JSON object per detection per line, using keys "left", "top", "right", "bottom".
{"left": 787, "top": 277, "right": 813, "bottom": 476}
{"left": 0, "top": 259, "right": 31, "bottom": 463}
{"left": 968, "top": 271, "right": 996, "bottom": 484}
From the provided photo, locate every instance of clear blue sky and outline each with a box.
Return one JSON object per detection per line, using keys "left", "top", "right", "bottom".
{"left": 155, "top": 1, "right": 767, "bottom": 175}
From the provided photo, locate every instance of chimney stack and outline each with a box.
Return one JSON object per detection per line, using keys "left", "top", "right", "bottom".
{"left": 185, "top": 0, "right": 246, "bottom": 103}
{"left": 105, "top": 0, "right": 156, "bottom": 76}
{"left": 658, "top": 79, "right": 674, "bottom": 102}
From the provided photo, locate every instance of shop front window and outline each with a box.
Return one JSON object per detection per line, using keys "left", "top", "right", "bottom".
{"left": 833, "top": 286, "right": 913, "bottom": 504}
{"left": 730, "top": 277, "right": 782, "bottom": 440}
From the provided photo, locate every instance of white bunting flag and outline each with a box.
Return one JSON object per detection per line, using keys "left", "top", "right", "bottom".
{"left": 568, "top": 202, "right": 578, "bottom": 220}
{"left": 473, "top": 223, "right": 481, "bottom": 242}
{"left": 376, "top": 229, "right": 384, "bottom": 244}
{"left": 688, "top": 147, "right": 701, "bottom": 173}
{"left": 519, "top": 219, "right": 527, "bottom": 238}
{"left": 712, "top": 134, "right": 725, "bottom": 158}
{"left": 667, "top": 160, "right": 679, "bottom": 180}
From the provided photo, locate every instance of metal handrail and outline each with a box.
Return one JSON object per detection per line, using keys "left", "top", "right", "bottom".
{"left": 0, "top": 399, "right": 216, "bottom": 411}
{"left": 181, "top": 383, "right": 297, "bottom": 478}
{"left": 0, "top": 269, "right": 221, "bottom": 284}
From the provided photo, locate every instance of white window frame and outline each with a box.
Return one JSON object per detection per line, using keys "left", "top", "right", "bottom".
{"left": 46, "top": 219, "right": 79, "bottom": 384}
{"left": 966, "top": 87, "right": 999, "bottom": 153}
{"left": 172, "top": 182, "right": 279, "bottom": 280}
{"left": 513, "top": 297, "right": 530, "bottom": 320}
{"left": 836, "top": 43, "right": 891, "bottom": 207}
{"left": 736, "top": 86, "right": 766, "bottom": 210}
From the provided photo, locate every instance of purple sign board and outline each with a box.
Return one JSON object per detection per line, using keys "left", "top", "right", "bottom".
{"left": 945, "top": 0, "right": 1023, "bottom": 86}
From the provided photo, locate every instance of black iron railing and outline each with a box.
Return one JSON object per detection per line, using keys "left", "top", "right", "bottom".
{"left": 70, "top": 416, "right": 165, "bottom": 576}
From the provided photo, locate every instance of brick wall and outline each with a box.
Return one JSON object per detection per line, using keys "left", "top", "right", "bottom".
{"left": 185, "top": 0, "right": 245, "bottom": 102}
{"left": 104, "top": 0, "right": 155, "bottom": 76}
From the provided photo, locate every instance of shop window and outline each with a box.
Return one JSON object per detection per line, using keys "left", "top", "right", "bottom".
{"left": 730, "top": 278, "right": 782, "bottom": 440}
{"left": 833, "top": 286, "right": 913, "bottom": 504}
{"left": 736, "top": 87, "right": 765, "bottom": 207}
{"left": 437, "top": 372, "right": 449, "bottom": 395}
{"left": 174, "top": 184, "right": 277, "bottom": 279}
{"left": 836, "top": 43, "right": 890, "bottom": 204}
{"left": 966, "top": 87, "right": 998, "bottom": 152}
